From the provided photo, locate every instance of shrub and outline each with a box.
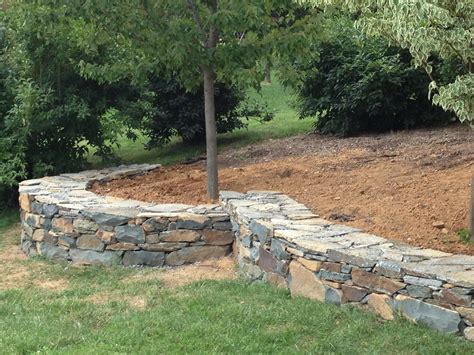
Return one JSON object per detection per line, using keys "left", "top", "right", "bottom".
{"left": 142, "top": 78, "right": 273, "bottom": 146}
{"left": 0, "top": 3, "right": 138, "bottom": 206}
{"left": 295, "top": 17, "right": 452, "bottom": 136}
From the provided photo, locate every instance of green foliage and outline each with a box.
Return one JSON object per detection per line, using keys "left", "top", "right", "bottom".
{"left": 73, "top": 1, "right": 321, "bottom": 99}
{"left": 142, "top": 78, "right": 273, "bottom": 146}
{"left": 295, "top": 17, "right": 451, "bottom": 136}
{"left": 458, "top": 229, "right": 472, "bottom": 244}
{"left": 0, "top": 1, "right": 140, "bottom": 203}
{"left": 305, "top": 0, "right": 473, "bottom": 125}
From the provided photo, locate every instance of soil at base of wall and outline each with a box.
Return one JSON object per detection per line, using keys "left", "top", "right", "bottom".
{"left": 91, "top": 125, "right": 474, "bottom": 256}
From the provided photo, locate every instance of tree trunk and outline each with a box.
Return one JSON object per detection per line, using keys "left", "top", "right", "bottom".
{"left": 264, "top": 60, "right": 272, "bottom": 84}
{"left": 203, "top": 66, "right": 219, "bottom": 201}
{"left": 469, "top": 175, "right": 474, "bottom": 237}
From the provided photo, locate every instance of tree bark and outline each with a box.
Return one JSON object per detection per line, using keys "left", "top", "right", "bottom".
{"left": 469, "top": 175, "right": 474, "bottom": 237}
{"left": 203, "top": 66, "right": 218, "bottom": 201}
{"left": 264, "top": 60, "right": 272, "bottom": 84}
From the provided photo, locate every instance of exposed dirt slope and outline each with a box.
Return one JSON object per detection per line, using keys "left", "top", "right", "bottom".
{"left": 92, "top": 125, "right": 474, "bottom": 255}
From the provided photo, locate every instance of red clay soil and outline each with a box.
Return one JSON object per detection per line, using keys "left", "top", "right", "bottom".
{"left": 91, "top": 125, "right": 474, "bottom": 255}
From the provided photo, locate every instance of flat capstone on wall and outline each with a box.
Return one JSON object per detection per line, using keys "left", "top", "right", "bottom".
{"left": 17, "top": 164, "right": 474, "bottom": 342}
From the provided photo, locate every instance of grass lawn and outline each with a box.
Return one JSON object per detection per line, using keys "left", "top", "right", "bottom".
{"left": 90, "top": 78, "right": 313, "bottom": 167}
{"left": 1, "top": 214, "right": 474, "bottom": 353}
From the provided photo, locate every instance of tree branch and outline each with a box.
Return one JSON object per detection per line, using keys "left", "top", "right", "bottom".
{"left": 187, "top": 0, "right": 206, "bottom": 42}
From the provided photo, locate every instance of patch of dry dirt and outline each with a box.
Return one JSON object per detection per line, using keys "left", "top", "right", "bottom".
{"left": 86, "top": 292, "right": 148, "bottom": 310}
{"left": 122, "top": 256, "right": 236, "bottom": 288}
{"left": 0, "top": 226, "right": 31, "bottom": 290}
{"left": 0, "top": 226, "right": 69, "bottom": 291}
{"left": 92, "top": 125, "right": 474, "bottom": 255}
{"left": 33, "top": 278, "right": 69, "bottom": 292}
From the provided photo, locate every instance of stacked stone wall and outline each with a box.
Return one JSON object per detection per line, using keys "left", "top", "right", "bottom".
{"left": 18, "top": 165, "right": 474, "bottom": 342}
{"left": 19, "top": 165, "right": 233, "bottom": 267}
{"left": 220, "top": 190, "right": 474, "bottom": 341}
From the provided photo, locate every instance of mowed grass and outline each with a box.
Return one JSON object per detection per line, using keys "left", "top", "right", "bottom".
{"left": 91, "top": 78, "right": 312, "bottom": 167}
{"left": 1, "top": 213, "right": 474, "bottom": 353}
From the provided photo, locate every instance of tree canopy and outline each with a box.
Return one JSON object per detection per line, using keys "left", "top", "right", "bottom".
{"left": 304, "top": 0, "right": 473, "bottom": 124}
{"left": 72, "top": 0, "right": 321, "bottom": 199}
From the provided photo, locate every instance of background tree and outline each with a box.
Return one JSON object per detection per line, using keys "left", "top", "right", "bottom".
{"left": 293, "top": 15, "right": 453, "bottom": 136}
{"left": 304, "top": 0, "right": 473, "bottom": 125}
{"left": 75, "top": 0, "right": 320, "bottom": 200}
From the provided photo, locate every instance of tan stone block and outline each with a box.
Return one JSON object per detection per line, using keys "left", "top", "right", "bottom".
{"left": 96, "top": 230, "right": 115, "bottom": 244}
{"left": 32, "top": 229, "right": 47, "bottom": 242}
{"left": 201, "top": 229, "right": 234, "bottom": 245}
{"left": 161, "top": 230, "right": 200, "bottom": 243}
{"left": 342, "top": 284, "right": 368, "bottom": 303}
{"left": 139, "top": 242, "right": 187, "bottom": 252}
{"left": 106, "top": 242, "right": 139, "bottom": 251}
{"left": 166, "top": 245, "right": 231, "bottom": 266}
{"left": 456, "top": 307, "right": 474, "bottom": 323}
{"left": 52, "top": 217, "right": 74, "bottom": 234}
{"left": 19, "top": 193, "right": 32, "bottom": 212}
{"left": 322, "top": 280, "right": 342, "bottom": 289}
{"left": 266, "top": 272, "right": 288, "bottom": 289}
{"left": 352, "top": 268, "right": 405, "bottom": 295}
{"left": 464, "top": 327, "right": 474, "bottom": 341}
{"left": 77, "top": 234, "right": 105, "bottom": 251}
{"left": 321, "top": 262, "right": 342, "bottom": 273}
{"left": 286, "top": 247, "right": 304, "bottom": 257}
{"left": 297, "top": 257, "right": 322, "bottom": 272}
{"left": 289, "top": 260, "right": 325, "bottom": 302}
{"left": 368, "top": 293, "right": 394, "bottom": 320}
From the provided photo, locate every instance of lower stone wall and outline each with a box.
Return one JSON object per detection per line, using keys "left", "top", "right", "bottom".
{"left": 220, "top": 190, "right": 474, "bottom": 341}
{"left": 19, "top": 165, "right": 233, "bottom": 266}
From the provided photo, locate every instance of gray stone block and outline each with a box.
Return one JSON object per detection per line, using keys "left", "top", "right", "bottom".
{"left": 394, "top": 295, "right": 461, "bottom": 333}
{"left": 271, "top": 239, "right": 290, "bottom": 260}
{"left": 403, "top": 275, "right": 443, "bottom": 289}
{"left": 325, "top": 287, "right": 342, "bottom": 305}
{"left": 115, "top": 225, "right": 145, "bottom": 244}
{"left": 318, "top": 269, "right": 351, "bottom": 282}
{"left": 123, "top": 250, "right": 165, "bottom": 267}
{"left": 249, "top": 219, "right": 273, "bottom": 244}
{"left": 43, "top": 204, "right": 60, "bottom": 218}
{"left": 81, "top": 210, "right": 130, "bottom": 227}
{"left": 166, "top": 245, "right": 231, "bottom": 266}
{"left": 406, "top": 285, "right": 432, "bottom": 299}
{"left": 327, "top": 249, "right": 377, "bottom": 268}
{"left": 70, "top": 249, "right": 122, "bottom": 266}
{"left": 37, "top": 243, "right": 69, "bottom": 260}
{"left": 176, "top": 215, "right": 210, "bottom": 229}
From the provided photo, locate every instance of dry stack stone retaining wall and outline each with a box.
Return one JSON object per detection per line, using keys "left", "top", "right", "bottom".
{"left": 18, "top": 165, "right": 474, "bottom": 342}
{"left": 220, "top": 190, "right": 474, "bottom": 342}
{"left": 18, "top": 164, "right": 233, "bottom": 267}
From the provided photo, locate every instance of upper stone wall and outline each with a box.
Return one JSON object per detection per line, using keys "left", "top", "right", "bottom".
{"left": 220, "top": 190, "right": 474, "bottom": 341}
{"left": 18, "top": 164, "right": 233, "bottom": 266}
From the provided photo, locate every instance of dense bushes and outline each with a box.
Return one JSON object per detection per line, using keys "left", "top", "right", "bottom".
{"left": 142, "top": 78, "right": 272, "bottom": 146}
{"left": 295, "top": 18, "right": 452, "bottom": 136}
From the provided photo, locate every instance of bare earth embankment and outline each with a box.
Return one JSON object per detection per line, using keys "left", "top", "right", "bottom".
{"left": 92, "top": 125, "right": 474, "bottom": 255}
